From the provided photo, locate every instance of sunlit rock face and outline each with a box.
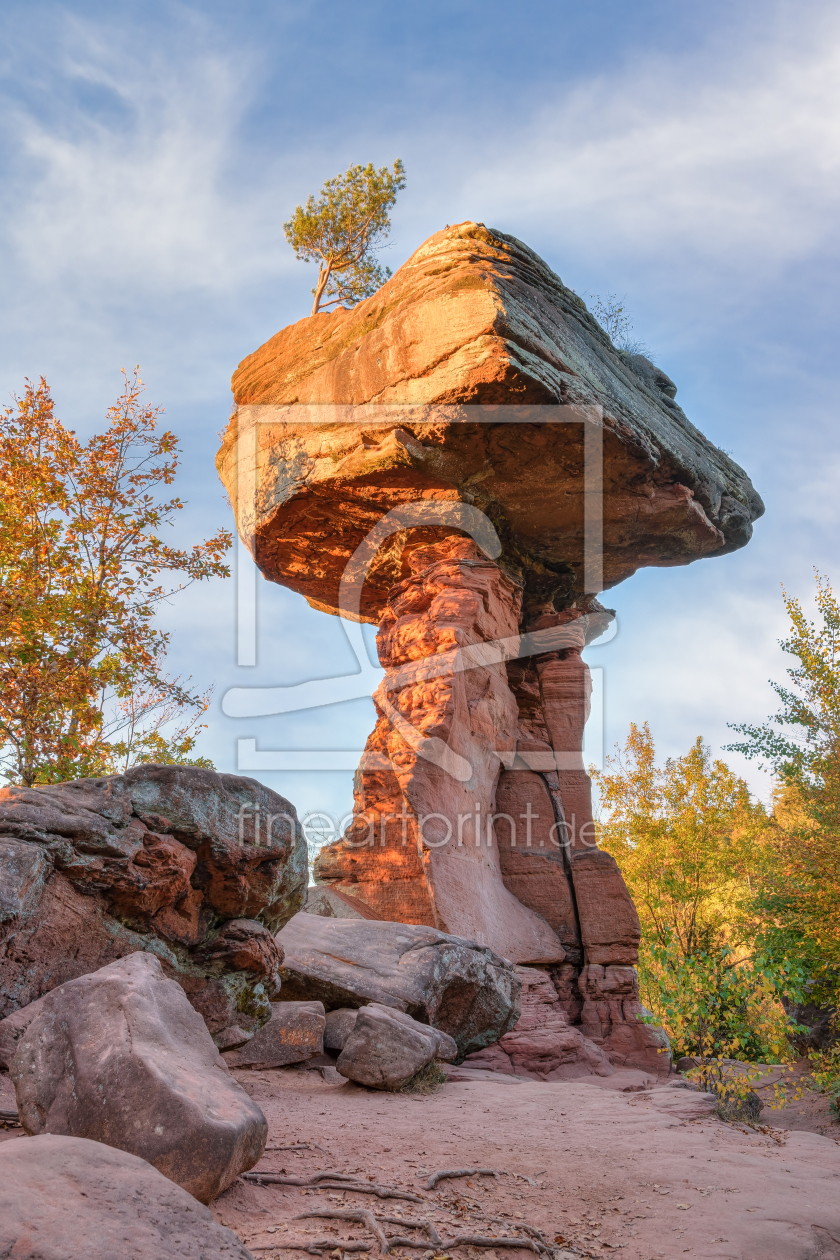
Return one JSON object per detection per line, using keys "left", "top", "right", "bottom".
{"left": 217, "top": 220, "right": 762, "bottom": 623}
{"left": 216, "top": 222, "right": 762, "bottom": 1075}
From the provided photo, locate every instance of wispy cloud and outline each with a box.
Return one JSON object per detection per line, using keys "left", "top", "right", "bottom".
{"left": 0, "top": 12, "right": 292, "bottom": 295}
{"left": 412, "top": 14, "right": 840, "bottom": 289}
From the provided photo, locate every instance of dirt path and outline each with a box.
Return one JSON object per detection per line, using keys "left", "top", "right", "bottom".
{"left": 213, "top": 1068, "right": 840, "bottom": 1260}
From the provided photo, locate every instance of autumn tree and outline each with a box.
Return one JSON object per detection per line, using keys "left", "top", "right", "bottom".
{"left": 594, "top": 723, "right": 765, "bottom": 958}
{"left": 593, "top": 725, "right": 800, "bottom": 1061}
{"left": 0, "top": 373, "right": 231, "bottom": 786}
{"left": 727, "top": 573, "right": 840, "bottom": 1005}
{"left": 284, "top": 160, "right": 406, "bottom": 315}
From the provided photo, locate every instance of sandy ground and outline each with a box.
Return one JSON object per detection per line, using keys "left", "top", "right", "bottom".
{"left": 2, "top": 1064, "right": 840, "bottom": 1259}
{"left": 210, "top": 1065, "right": 840, "bottom": 1260}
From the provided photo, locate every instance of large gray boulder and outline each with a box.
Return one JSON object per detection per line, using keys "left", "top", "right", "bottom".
{"left": 0, "top": 1134, "right": 254, "bottom": 1258}
{"left": 0, "top": 764, "right": 307, "bottom": 1045}
{"left": 335, "top": 1003, "right": 457, "bottom": 1090}
{"left": 9, "top": 951, "right": 267, "bottom": 1204}
{"left": 275, "top": 913, "right": 521, "bottom": 1057}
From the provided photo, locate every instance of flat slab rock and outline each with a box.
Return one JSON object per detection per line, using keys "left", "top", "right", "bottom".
{"left": 275, "top": 912, "right": 521, "bottom": 1057}
{"left": 222, "top": 1001, "right": 326, "bottom": 1069}
{"left": 10, "top": 951, "right": 267, "bottom": 1203}
{"left": 0, "top": 1134, "right": 254, "bottom": 1259}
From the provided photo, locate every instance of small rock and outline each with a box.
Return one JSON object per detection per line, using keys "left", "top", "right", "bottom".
{"left": 0, "top": 1133, "right": 254, "bottom": 1258}
{"left": 324, "top": 1007, "right": 360, "bottom": 1051}
{"left": 10, "top": 951, "right": 266, "bottom": 1203}
{"left": 222, "top": 1001, "right": 326, "bottom": 1068}
{"left": 336, "top": 1003, "right": 457, "bottom": 1090}
{"left": 215, "top": 1025, "right": 255, "bottom": 1051}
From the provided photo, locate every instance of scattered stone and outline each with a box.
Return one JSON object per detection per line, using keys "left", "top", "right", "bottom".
{"left": 336, "top": 1003, "right": 457, "bottom": 1091}
{"left": 222, "top": 1000, "right": 326, "bottom": 1068}
{"left": 276, "top": 913, "right": 521, "bottom": 1056}
{"left": 10, "top": 951, "right": 267, "bottom": 1203}
{"left": 0, "top": 1134, "right": 254, "bottom": 1258}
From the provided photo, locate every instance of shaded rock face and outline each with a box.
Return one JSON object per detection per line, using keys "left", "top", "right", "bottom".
{"left": 0, "top": 1134, "right": 254, "bottom": 1258}
{"left": 0, "top": 764, "right": 307, "bottom": 1043}
{"left": 10, "top": 952, "right": 267, "bottom": 1204}
{"left": 464, "top": 966, "right": 614, "bottom": 1080}
{"left": 217, "top": 223, "right": 763, "bottom": 1075}
{"left": 304, "top": 885, "right": 382, "bottom": 919}
{"left": 335, "top": 1002, "right": 457, "bottom": 1090}
{"left": 275, "top": 913, "right": 521, "bottom": 1058}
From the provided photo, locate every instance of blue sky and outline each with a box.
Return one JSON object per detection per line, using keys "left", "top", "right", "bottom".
{"left": 1, "top": 0, "right": 839, "bottom": 824}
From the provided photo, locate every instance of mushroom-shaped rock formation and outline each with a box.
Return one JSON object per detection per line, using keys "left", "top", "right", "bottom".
{"left": 217, "top": 222, "right": 762, "bottom": 1074}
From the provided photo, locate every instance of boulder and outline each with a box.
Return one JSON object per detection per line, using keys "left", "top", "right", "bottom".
{"left": 464, "top": 966, "right": 613, "bottom": 1080}
{"left": 10, "top": 951, "right": 267, "bottom": 1203}
{"left": 0, "top": 1134, "right": 254, "bottom": 1258}
{"left": 336, "top": 1002, "right": 457, "bottom": 1090}
{"left": 218, "top": 222, "right": 763, "bottom": 621}
{"left": 0, "top": 764, "right": 307, "bottom": 1046}
{"left": 276, "top": 912, "right": 520, "bottom": 1057}
{"left": 221, "top": 1000, "right": 326, "bottom": 1068}
{"left": 324, "top": 1007, "right": 360, "bottom": 1051}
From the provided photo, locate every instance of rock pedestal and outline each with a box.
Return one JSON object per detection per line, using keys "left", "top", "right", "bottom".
{"left": 217, "top": 221, "right": 763, "bottom": 1076}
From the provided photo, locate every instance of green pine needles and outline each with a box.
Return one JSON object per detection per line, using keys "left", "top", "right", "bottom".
{"left": 284, "top": 160, "right": 406, "bottom": 316}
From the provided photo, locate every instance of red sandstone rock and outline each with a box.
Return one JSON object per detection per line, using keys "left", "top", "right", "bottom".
{"left": 217, "top": 222, "right": 763, "bottom": 1076}
{"left": 464, "top": 966, "right": 613, "bottom": 1081}
{"left": 314, "top": 536, "right": 566, "bottom": 963}
{"left": 10, "top": 952, "right": 267, "bottom": 1204}
{"left": 221, "top": 1000, "right": 326, "bottom": 1069}
{"left": 0, "top": 1134, "right": 254, "bottom": 1258}
{"left": 217, "top": 222, "right": 763, "bottom": 622}
{"left": 304, "top": 886, "right": 382, "bottom": 919}
{"left": 0, "top": 766, "right": 307, "bottom": 1045}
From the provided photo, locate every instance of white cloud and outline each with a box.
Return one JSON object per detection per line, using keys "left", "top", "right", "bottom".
{"left": 419, "top": 15, "right": 840, "bottom": 285}
{"left": 1, "top": 14, "right": 291, "bottom": 294}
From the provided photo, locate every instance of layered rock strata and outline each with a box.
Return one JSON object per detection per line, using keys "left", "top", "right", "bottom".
{"left": 0, "top": 764, "right": 307, "bottom": 1044}
{"left": 217, "top": 222, "right": 763, "bottom": 1074}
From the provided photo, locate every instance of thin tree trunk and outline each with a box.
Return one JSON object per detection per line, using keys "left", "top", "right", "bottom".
{"left": 311, "top": 259, "right": 332, "bottom": 315}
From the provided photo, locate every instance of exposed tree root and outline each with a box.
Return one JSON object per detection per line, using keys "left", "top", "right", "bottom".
{"left": 420, "top": 1169, "right": 499, "bottom": 1190}
{"left": 265, "top": 1144, "right": 332, "bottom": 1155}
{"left": 250, "top": 1237, "right": 371, "bottom": 1254}
{"left": 294, "top": 1208, "right": 390, "bottom": 1252}
{"left": 290, "top": 1207, "right": 557, "bottom": 1257}
{"left": 241, "top": 1170, "right": 422, "bottom": 1202}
